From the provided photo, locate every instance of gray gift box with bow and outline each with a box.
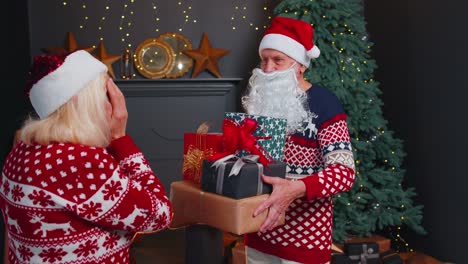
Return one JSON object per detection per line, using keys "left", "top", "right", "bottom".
{"left": 200, "top": 155, "right": 286, "bottom": 199}
{"left": 344, "top": 242, "right": 380, "bottom": 264}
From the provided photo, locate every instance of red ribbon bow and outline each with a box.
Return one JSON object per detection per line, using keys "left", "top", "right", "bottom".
{"left": 209, "top": 117, "right": 273, "bottom": 166}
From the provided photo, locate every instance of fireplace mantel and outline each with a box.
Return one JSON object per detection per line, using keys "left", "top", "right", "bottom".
{"left": 115, "top": 78, "right": 243, "bottom": 97}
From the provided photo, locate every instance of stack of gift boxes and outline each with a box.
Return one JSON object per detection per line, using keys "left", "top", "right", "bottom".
{"left": 171, "top": 112, "right": 404, "bottom": 263}
{"left": 170, "top": 112, "right": 288, "bottom": 235}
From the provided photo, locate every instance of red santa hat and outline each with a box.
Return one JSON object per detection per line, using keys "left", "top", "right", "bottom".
{"left": 259, "top": 16, "right": 320, "bottom": 67}
{"left": 25, "top": 50, "right": 107, "bottom": 119}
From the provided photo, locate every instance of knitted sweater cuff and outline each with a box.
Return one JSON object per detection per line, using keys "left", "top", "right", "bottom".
{"left": 106, "top": 135, "right": 140, "bottom": 162}
{"left": 300, "top": 175, "right": 320, "bottom": 200}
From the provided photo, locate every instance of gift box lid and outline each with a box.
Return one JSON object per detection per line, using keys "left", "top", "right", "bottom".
{"left": 344, "top": 242, "right": 380, "bottom": 263}
{"left": 201, "top": 158, "right": 286, "bottom": 199}
{"left": 331, "top": 253, "right": 353, "bottom": 264}
{"left": 344, "top": 242, "right": 379, "bottom": 255}
{"left": 336, "top": 235, "right": 391, "bottom": 253}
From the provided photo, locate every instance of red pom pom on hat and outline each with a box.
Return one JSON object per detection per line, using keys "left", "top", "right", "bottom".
{"left": 26, "top": 50, "right": 107, "bottom": 119}
{"left": 259, "top": 16, "right": 320, "bottom": 67}
{"left": 24, "top": 53, "right": 69, "bottom": 96}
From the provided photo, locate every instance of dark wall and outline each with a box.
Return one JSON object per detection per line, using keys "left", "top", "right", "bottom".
{"left": 28, "top": 0, "right": 279, "bottom": 80}
{"left": 2, "top": 2, "right": 31, "bottom": 165}
{"left": 1, "top": 0, "right": 31, "bottom": 261}
{"left": 365, "top": 0, "right": 468, "bottom": 263}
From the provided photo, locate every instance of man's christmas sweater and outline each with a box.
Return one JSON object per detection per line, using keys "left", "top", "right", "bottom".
{"left": 245, "top": 85, "right": 356, "bottom": 264}
{"left": 0, "top": 135, "right": 173, "bottom": 264}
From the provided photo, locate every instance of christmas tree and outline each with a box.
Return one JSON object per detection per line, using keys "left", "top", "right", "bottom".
{"left": 272, "top": 0, "right": 426, "bottom": 244}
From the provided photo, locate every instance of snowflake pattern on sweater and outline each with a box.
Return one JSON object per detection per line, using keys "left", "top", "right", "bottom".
{"left": 0, "top": 135, "right": 173, "bottom": 264}
{"left": 245, "top": 85, "right": 356, "bottom": 264}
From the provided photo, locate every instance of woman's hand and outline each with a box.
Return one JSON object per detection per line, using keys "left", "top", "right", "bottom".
{"left": 106, "top": 78, "right": 128, "bottom": 140}
{"left": 254, "top": 175, "right": 306, "bottom": 232}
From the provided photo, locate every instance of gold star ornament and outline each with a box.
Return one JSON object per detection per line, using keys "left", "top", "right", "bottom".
{"left": 182, "top": 32, "right": 230, "bottom": 78}
{"left": 41, "top": 32, "right": 95, "bottom": 55}
{"left": 93, "top": 40, "right": 122, "bottom": 79}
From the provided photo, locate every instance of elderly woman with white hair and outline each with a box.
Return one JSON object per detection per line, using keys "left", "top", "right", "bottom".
{"left": 0, "top": 50, "right": 173, "bottom": 264}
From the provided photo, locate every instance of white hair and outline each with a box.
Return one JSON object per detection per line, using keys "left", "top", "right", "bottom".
{"left": 20, "top": 72, "right": 111, "bottom": 147}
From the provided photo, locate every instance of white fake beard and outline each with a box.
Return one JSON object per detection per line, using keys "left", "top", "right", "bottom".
{"left": 241, "top": 67, "right": 309, "bottom": 134}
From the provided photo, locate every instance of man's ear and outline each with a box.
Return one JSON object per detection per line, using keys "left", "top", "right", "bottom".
{"left": 299, "top": 64, "right": 307, "bottom": 74}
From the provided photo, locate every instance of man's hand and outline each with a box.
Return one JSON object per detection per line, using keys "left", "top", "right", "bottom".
{"left": 254, "top": 175, "right": 306, "bottom": 232}
{"left": 106, "top": 78, "right": 128, "bottom": 140}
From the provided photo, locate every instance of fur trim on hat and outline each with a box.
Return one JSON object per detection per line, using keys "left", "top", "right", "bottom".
{"left": 29, "top": 50, "right": 107, "bottom": 119}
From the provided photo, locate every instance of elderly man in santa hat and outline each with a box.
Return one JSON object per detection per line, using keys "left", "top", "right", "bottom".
{"left": 242, "top": 16, "right": 356, "bottom": 264}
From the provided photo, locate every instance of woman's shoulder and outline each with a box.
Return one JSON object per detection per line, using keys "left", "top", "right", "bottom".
{"left": 36, "top": 142, "right": 114, "bottom": 164}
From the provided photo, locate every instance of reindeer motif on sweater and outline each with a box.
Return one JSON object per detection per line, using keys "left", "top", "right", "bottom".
{"left": 107, "top": 204, "right": 149, "bottom": 229}
{"left": 0, "top": 136, "right": 173, "bottom": 264}
{"left": 29, "top": 212, "right": 77, "bottom": 237}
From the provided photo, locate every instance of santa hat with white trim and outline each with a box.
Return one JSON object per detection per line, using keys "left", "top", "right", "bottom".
{"left": 259, "top": 16, "right": 320, "bottom": 67}
{"left": 25, "top": 50, "right": 107, "bottom": 119}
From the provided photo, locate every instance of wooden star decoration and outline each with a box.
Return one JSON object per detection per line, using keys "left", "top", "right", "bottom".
{"left": 182, "top": 32, "right": 230, "bottom": 78}
{"left": 93, "top": 40, "right": 121, "bottom": 79}
{"left": 41, "top": 32, "right": 95, "bottom": 55}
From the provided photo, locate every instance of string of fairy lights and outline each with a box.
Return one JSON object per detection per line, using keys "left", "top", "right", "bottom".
{"left": 97, "top": 0, "right": 112, "bottom": 42}
{"left": 118, "top": 1, "right": 136, "bottom": 49}
{"left": 230, "top": 0, "right": 272, "bottom": 31}
{"left": 63, "top": 0, "right": 271, "bottom": 42}
{"left": 78, "top": 1, "right": 88, "bottom": 30}
{"left": 176, "top": 0, "right": 195, "bottom": 33}
{"left": 150, "top": 1, "right": 161, "bottom": 34}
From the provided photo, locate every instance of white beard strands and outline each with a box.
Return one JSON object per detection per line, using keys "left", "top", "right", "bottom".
{"left": 242, "top": 67, "right": 309, "bottom": 134}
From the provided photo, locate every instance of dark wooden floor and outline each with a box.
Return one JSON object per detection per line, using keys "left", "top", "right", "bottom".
{"left": 131, "top": 227, "right": 241, "bottom": 264}
{"left": 132, "top": 228, "right": 186, "bottom": 264}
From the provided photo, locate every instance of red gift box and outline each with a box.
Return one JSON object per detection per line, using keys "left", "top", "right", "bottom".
{"left": 183, "top": 133, "right": 223, "bottom": 185}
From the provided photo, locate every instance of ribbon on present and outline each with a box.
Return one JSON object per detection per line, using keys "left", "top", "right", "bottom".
{"left": 348, "top": 244, "right": 379, "bottom": 264}
{"left": 211, "top": 154, "right": 264, "bottom": 195}
{"left": 209, "top": 118, "right": 273, "bottom": 167}
{"left": 183, "top": 144, "right": 214, "bottom": 184}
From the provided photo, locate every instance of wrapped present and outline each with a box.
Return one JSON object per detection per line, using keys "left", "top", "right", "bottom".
{"left": 344, "top": 242, "right": 380, "bottom": 264}
{"left": 201, "top": 155, "right": 286, "bottom": 199}
{"left": 331, "top": 253, "right": 353, "bottom": 264}
{"left": 380, "top": 249, "right": 403, "bottom": 264}
{"left": 183, "top": 132, "right": 223, "bottom": 185}
{"left": 224, "top": 112, "right": 287, "bottom": 162}
{"left": 336, "top": 235, "right": 391, "bottom": 253}
{"left": 232, "top": 241, "right": 246, "bottom": 264}
{"left": 169, "top": 181, "right": 285, "bottom": 235}
{"left": 222, "top": 234, "right": 246, "bottom": 264}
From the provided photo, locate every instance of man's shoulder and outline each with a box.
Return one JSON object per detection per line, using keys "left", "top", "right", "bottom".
{"left": 307, "top": 84, "right": 343, "bottom": 111}
{"left": 308, "top": 84, "right": 338, "bottom": 101}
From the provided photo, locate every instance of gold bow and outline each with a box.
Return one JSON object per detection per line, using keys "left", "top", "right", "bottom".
{"left": 183, "top": 144, "right": 213, "bottom": 185}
